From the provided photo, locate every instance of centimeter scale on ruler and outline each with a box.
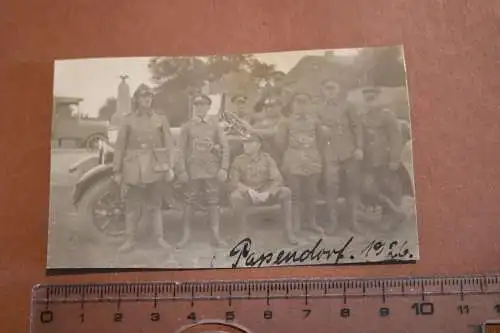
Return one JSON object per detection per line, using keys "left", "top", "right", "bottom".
{"left": 31, "top": 275, "right": 500, "bottom": 333}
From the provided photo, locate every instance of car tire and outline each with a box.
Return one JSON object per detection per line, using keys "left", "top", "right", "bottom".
{"left": 85, "top": 134, "right": 107, "bottom": 151}
{"left": 76, "top": 176, "right": 126, "bottom": 245}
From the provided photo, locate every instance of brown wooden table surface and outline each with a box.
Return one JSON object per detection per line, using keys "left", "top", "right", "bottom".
{"left": 1, "top": 1, "right": 500, "bottom": 332}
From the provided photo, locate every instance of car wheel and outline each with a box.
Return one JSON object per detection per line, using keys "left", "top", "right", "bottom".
{"left": 76, "top": 176, "right": 126, "bottom": 245}
{"left": 85, "top": 134, "right": 106, "bottom": 151}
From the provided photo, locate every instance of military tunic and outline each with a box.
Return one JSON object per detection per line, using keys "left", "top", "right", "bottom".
{"left": 361, "top": 107, "right": 403, "bottom": 168}
{"left": 319, "top": 100, "right": 363, "bottom": 163}
{"left": 360, "top": 106, "right": 405, "bottom": 210}
{"left": 230, "top": 152, "right": 283, "bottom": 195}
{"left": 275, "top": 112, "right": 324, "bottom": 177}
{"left": 229, "top": 151, "right": 294, "bottom": 241}
{"left": 113, "top": 110, "right": 175, "bottom": 186}
{"left": 177, "top": 117, "right": 230, "bottom": 206}
{"left": 177, "top": 117, "right": 229, "bottom": 180}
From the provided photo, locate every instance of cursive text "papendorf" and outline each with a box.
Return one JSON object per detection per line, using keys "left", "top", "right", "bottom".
{"left": 228, "top": 237, "right": 354, "bottom": 268}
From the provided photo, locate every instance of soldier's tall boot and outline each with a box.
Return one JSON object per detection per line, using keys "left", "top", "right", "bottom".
{"left": 176, "top": 205, "right": 193, "bottom": 249}
{"left": 282, "top": 192, "right": 299, "bottom": 245}
{"left": 235, "top": 211, "right": 248, "bottom": 241}
{"left": 305, "top": 198, "right": 324, "bottom": 235}
{"left": 208, "top": 205, "right": 227, "bottom": 248}
{"left": 119, "top": 206, "right": 140, "bottom": 253}
{"left": 345, "top": 193, "right": 360, "bottom": 232}
{"left": 230, "top": 191, "right": 248, "bottom": 240}
{"left": 292, "top": 203, "right": 302, "bottom": 233}
{"left": 151, "top": 207, "right": 172, "bottom": 251}
{"left": 325, "top": 184, "right": 340, "bottom": 235}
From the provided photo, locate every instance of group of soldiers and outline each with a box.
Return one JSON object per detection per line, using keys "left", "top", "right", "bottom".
{"left": 111, "top": 78, "right": 408, "bottom": 254}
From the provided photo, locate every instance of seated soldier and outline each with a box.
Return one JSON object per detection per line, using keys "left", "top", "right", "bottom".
{"left": 229, "top": 132, "right": 299, "bottom": 245}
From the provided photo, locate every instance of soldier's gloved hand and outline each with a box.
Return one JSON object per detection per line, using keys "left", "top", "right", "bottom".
{"left": 177, "top": 172, "right": 189, "bottom": 183}
{"left": 217, "top": 169, "right": 228, "bottom": 182}
{"left": 165, "top": 169, "right": 175, "bottom": 182}
{"left": 388, "top": 161, "right": 400, "bottom": 171}
{"left": 353, "top": 149, "right": 364, "bottom": 161}
{"left": 112, "top": 173, "right": 123, "bottom": 184}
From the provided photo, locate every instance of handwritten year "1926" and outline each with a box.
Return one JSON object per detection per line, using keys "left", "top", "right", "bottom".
{"left": 360, "top": 240, "right": 414, "bottom": 260}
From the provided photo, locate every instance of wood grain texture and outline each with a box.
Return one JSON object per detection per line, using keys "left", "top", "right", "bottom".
{"left": 1, "top": 0, "right": 500, "bottom": 331}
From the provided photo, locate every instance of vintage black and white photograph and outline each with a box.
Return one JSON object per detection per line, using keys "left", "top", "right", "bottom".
{"left": 47, "top": 46, "right": 419, "bottom": 269}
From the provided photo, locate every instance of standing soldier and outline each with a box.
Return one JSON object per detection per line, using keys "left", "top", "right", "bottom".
{"left": 276, "top": 91, "right": 325, "bottom": 235}
{"left": 176, "top": 94, "right": 229, "bottom": 248}
{"left": 251, "top": 98, "right": 284, "bottom": 163}
{"left": 231, "top": 94, "right": 253, "bottom": 123}
{"left": 358, "top": 86, "right": 405, "bottom": 228}
{"left": 229, "top": 132, "right": 299, "bottom": 245}
{"left": 319, "top": 79, "right": 364, "bottom": 234}
{"left": 112, "top": 83, "right": 175, "bottom": 253}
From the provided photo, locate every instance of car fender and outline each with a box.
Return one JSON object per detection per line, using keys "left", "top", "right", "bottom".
{"left": 68, "top": 155, "right": 100, "bottom": 177}
{"left": 72, "top": 163, "right": 114, "bottom": 206}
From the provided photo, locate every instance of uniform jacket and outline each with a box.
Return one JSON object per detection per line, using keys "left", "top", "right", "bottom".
{"left": 275, "top": 111, "right": 325, "bottom": 176}
{"left": 177, "top": 117, "right": 229, "bottom": 180}
{"left": 113, "top": 110, "right": 175, "bottom": 185}
{"left": 230, "top": 152, "right": 283, "bottom": 195}
{"left": 319, "top": 100, "right": 363, "bottom": 162}
{"left": 361, "top": 107, "right": 404, "bottom": 168}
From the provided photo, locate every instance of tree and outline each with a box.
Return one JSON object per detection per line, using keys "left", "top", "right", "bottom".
{"left": 148, "top": 57, "right": 208, "bottom": 91}
{"left": 353, "top": 46, "right": 406, "bottom": 87}
{"left": 147, "top": 54, "right": 277, "bottom": 126}
{"left": 247, "top": 59, "right": 277, "bottom": 87}
{"left": 98, "top": 97, "right": 117, "bottom": 121}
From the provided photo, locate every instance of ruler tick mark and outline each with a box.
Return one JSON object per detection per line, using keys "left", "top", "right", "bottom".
{"left": 117, "top": 290, "right": 121, "bottom": 311}
{"left": 305, "top": 284, "right": 308, "bottom": 305}
{"left": 266, "top": 286, "right": 270, "bottom": 305}
{"left": 80, "top": 288, "right": 85, "bottom": 310}
{"left": 44, "top": 287, "right": 49, "bottom": 310}
{"left": 191, "top": 288, "right": 194, "bottom": 307}
{"left": 343, "top": 284, "right": 347, "bottom": 304}
{"left": 460, "top": 280, "right": 464, "bottom": 301}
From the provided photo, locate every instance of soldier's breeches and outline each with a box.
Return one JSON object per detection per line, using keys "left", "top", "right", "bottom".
{"left": 124, "top": 182, "right": 164, "bottom": 237}
{"left": 229, "top": 189, "right": 251, "bottom": 234}
{"left": 185, "top": 179, "right": 220, "bottom": 206}
{"left": 287, "top": 174, "right": 320, "bottom": 204}
{"left": 277, "top": 187, "right": 293, "bottom": 232}
{"left": 229, "top": 189, "right": 251, "bottom": 213}
{"left": 325, "top": 158, "right": 361, "bottom": 223}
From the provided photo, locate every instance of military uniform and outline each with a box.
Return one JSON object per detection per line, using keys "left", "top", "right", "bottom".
{"left": 176, "top": 103, "right": 230, "bottom": 248}
{"left": 251, "top": 99, "right": 283, "bottom": 163}
{"left": 229, "top": 134, "right": 298, "bottom": 244}
{"left": 275, "top": 109, "right": 325, "bottom": 234}
{"left": 319, "top": 100, "right": 363, "bottom": 232}
{"left": 360, "top": 102, "right": 404, "bottom": 222}
{"left": 112, "top": 84, "right": 175, "bottom": 253}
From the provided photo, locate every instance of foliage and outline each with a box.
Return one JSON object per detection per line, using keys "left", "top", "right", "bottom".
{"left": 98, "top": 97, "right": 117, "bottom": 121}
{"left": 354, "top": 46, "right": 406, "bottom": 87}
{"left": 147, "top": 54, "right": 277, "bottom": 126}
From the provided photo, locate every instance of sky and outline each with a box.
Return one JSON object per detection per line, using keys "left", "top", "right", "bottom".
{"left": 53, "top": 48, "right": 360, "bottom": 117}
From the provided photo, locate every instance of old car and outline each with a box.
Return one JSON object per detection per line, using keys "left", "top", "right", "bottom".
{"left": 52, "top": 96, "right": 109, "bottom": 150}
{"left": 69, "top": 71, "right": 415, "bottom": 244}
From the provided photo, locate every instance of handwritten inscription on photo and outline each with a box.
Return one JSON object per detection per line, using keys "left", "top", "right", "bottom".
{"left": 47, "top": 46, "right": 418, "bottom": 269}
